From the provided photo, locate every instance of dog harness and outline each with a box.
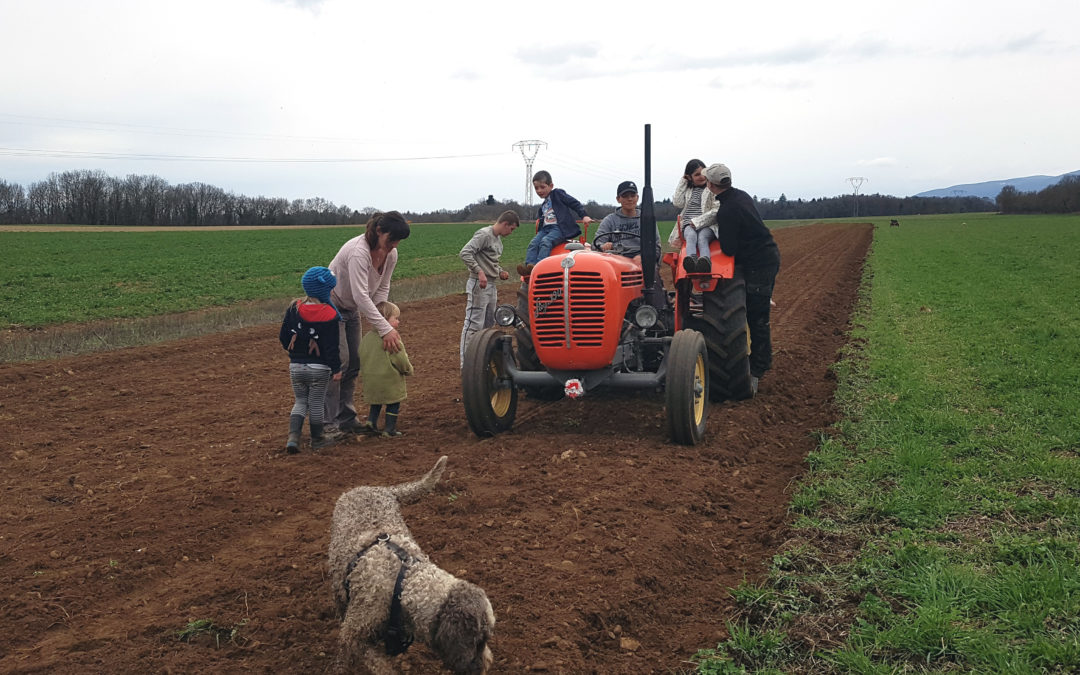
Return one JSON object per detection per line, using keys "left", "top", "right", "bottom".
{"left": 343, "top": 533, "right": 415, "bottom": 655}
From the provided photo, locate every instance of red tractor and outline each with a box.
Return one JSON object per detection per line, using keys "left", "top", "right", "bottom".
{"left": 462, "top": 125, "right": 752, "bottom": 444}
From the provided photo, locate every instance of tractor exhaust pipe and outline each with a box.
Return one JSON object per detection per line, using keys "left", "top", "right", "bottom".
{"left": 640, "top": 124, "right": 658, "bottom": 303}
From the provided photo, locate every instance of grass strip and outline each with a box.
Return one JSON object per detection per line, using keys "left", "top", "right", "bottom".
{"left": 693, "top": 213, "right": 1080, "bottom": 673}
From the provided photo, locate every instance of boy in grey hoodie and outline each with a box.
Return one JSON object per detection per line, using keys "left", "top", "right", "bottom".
{"left": 458, "top": 210, "right": 520, "bottom": 366}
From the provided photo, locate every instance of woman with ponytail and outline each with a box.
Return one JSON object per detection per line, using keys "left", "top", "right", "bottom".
{"left": 324, "top": 211, "right": 411, "bottom": 435}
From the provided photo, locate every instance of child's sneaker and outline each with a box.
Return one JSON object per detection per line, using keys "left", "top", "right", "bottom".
{"left": 380, "top": 430, "right": 404, "bottom": 438}
{"left": 682, "top": 256, "right": 697, "bottom": 274}
{"left": 696, "top": 256, "right": 713, "bottom": 274}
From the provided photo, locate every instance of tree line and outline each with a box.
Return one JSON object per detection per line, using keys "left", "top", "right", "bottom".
{"left": 0, "top": 170, "right": 369, "bottom": 227}
{"left": 7, "top": 169, "right": 1070, "bottom": 228}
{"left": 996, "top": 176, "right": 1080, "bottom": 214}
{"left": 752, "top": 192, "right": 995, "bottom": 220}
{"left": 420, "top": 191, "right": 996, "bottom": 225}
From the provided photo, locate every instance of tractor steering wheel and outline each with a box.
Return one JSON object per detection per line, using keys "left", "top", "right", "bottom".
{"left": 592, "top": 230, "right": 636, "bottom": 254}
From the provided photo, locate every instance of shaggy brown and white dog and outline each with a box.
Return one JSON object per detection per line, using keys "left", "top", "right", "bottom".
{"left": 328, "top": 456, "right": 494, "bottom": 674}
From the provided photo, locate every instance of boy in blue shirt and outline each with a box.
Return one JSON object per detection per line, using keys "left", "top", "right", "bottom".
{"left": 517, "top": 170, "right": 593, "bottom": 276}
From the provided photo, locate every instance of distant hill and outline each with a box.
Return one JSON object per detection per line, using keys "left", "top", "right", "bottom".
{"left": 915, "top": 170, "right": 1080, "bottom": 199}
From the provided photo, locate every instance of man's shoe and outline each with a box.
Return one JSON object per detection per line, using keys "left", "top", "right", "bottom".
{"left": 696, "top": 256, "right": 713, "bottom": 274}
{"left": 320, "top": 426, "right": 346, "bottom": 441}
{"left": 682, "top": 256, "right": 697, "bottom": 274}
{"left": 337, "top": 420, "right": 361, "bottom": 435}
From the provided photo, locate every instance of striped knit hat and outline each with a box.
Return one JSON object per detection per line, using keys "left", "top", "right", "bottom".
{"left": 301, "top": 266, "right": 340, "bottom": 316}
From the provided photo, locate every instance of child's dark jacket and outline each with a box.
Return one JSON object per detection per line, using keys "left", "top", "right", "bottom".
{"left": 279, "top": 301, "right": 342, "bottom": 373}
{"left": 536, "top": 188, "right": 588, "bottom": 239}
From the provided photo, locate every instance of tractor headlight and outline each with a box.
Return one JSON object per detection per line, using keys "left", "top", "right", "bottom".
{"left": 634, "top": 304, "right": 659, "bottom": 329}
{"left": 494, "top": 304, "right": 518, "bottom": 327}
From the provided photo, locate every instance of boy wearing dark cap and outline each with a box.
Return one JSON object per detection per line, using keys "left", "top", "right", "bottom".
{"left": 593, "top": 180, "right": 661, "bottom": 266}
{"left": 279, "top": 266, "right": 343, "bottom": 452}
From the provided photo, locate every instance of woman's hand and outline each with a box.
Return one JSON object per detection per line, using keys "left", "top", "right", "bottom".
{"left": 382, "top": 328, "right": 403, "bottom": 353}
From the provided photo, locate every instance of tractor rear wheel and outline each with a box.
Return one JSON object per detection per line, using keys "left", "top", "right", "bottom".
{"left": 666, "top": 329, "right": 709, "bottom": 445}
{"left": 514, "top": 281, "right": 563, "bottom": 401}
{"left": 686, "top": 276, "right": 753, "bottom": 401}
{"left": 462, "top": 328, "right": 518, "bottom": 437}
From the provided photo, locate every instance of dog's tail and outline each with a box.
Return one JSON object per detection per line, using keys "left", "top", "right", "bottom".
{"left": 389, "top": 455, "right": 448, "bottom": 505}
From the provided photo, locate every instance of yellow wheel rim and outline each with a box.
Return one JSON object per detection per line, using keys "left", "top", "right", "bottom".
{"left": 693, "top": 354, "right": 705, "bottom": 424}
{"left": 488, "top": 360, "right": 512, "bottom": 416}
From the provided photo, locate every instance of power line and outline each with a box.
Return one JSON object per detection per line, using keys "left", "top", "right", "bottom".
{"left": 544, "top": 151, "right": 627, "bottom": 183}
{"left": 0, "top": 146, "right": 504, "bottom": 163}
{"left": 0, "top": 112, "right": 394, "bottom": 145}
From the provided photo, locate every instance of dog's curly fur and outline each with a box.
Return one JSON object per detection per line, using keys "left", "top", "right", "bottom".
{"left": 328, "top": 456, "right": 494, "bottom": 674}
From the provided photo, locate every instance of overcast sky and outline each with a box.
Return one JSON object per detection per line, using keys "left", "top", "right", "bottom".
{"left": 2, "top": 0, "right": 1078, "bottom": 213}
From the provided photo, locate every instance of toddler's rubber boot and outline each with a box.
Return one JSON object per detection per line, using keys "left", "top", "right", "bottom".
{"left": 285, "top": 414, "right": 304, "bottom": 454}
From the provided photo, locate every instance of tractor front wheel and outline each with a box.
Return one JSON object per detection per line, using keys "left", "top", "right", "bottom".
{"left": 462, "top": 328, "right": 518, "bottom": 437}
{"left": 666, "top": 329, "right": 709, "bottom": 445}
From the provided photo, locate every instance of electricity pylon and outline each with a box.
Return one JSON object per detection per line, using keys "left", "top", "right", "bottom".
{"left": 513, "top": 140, "right": 547, "bottom": 206}
{"left": 847, "top": 177, "right": 867, "bottom": 217}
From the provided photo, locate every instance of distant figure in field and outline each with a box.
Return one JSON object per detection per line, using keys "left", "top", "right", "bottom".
{"left": 890, "top": 219, "right": 900, "bottom": 227}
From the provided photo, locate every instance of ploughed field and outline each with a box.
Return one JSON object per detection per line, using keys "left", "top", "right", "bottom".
{"left": 1, "top": 222, "right": 872, "bottom": 673}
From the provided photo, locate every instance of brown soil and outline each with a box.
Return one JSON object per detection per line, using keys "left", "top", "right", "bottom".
{"left": 0, "top": 222, "right": 873, "bottom": 674}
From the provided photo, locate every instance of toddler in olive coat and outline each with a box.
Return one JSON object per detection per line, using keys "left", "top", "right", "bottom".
{"left": 358, "top": 301, "right": 413, "bottom": 437}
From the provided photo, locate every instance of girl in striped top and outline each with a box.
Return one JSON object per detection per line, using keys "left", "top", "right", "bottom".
{"left": 670, "top": 158, "right": 719, "bottom": 273}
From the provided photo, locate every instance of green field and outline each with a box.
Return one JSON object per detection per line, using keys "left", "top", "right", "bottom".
{"left": 694, "top": 212, "right": 1080, "bottom": 673}
{"left": 1, "top": 221, "right": 684, "bottom": 328}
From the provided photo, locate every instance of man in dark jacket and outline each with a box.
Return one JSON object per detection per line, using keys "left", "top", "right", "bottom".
{"left": 704, "top": 163, "right": 781, "bottom": 396}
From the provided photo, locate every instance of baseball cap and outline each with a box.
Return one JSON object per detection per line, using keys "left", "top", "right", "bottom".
{"left": 616, "top": 180, "right": 638, "bottom": 196}
{"left": 704, "top": 163, "right": 731, "bottom": 184}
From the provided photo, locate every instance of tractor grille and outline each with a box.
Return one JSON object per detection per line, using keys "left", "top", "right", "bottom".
{"left": 532, "top": 271, "right": 606, "bottom": 348}
{"left": 621, "top": 270, "right": 643, "bottom": 287}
